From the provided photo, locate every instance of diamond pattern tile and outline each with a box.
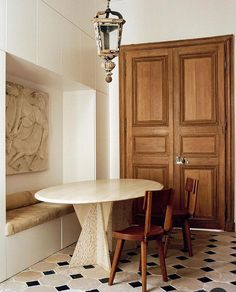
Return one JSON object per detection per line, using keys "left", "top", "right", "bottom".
{"left": 168, "top": 274, "right": 181, "bottom": 280}
{"left": 70, "top": 273, "right": 83, "bottom": 279}
{"left": 198, "top": 276, "right": 212, "bottom": 283}
{"left": 26, "top": 281, "right": 40, "bottom": 287}
{"left": 128, "top": 281, "right": 142, "bottom": 288}
{"left": 43, "top": 270, "right": 55, "bottom": 275}
{"left": 201, "top": 267, "right": 214, "bottom": 272}
{"left": 172, "top": 264, "right": 185, "bottom": 269}
{"left": 1, "top": 230, "right": 236, "bottom": 292}
{"left": 176, "top": 256, "right": 188, "bottom": 260}
{"left": 56, "top": 285, "right": 70, "bottom": 291}
{"left": 161, "top": 285, "right": 176, "bottom": 291}
{"left": 83, "top": 265, "right": 95, "bottom": 269}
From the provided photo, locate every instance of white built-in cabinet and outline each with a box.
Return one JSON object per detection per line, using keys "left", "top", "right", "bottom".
{"left": 0, "top": 0, "right": 109, "bottom": 282}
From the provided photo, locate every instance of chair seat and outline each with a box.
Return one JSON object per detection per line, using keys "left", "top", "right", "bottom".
{"left": 113, "top": 224, "right": 164, "bottom": 241}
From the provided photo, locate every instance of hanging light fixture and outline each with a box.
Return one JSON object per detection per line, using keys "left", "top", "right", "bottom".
{"left": 93, "top": 0, "right": 126, "bottom": 83}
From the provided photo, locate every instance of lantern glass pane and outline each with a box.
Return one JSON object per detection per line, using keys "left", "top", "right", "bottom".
{"left": 100, "top": 23, "right": 119, "bottom": 51}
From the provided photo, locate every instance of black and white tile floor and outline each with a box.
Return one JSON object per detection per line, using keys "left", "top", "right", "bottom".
{"left": 1, "top": 230, "right": 236, "bottom": 292}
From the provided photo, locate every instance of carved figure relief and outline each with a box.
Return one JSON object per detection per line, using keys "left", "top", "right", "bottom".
{"left": 6, "top": 81, "right": 49, "bottom": 175}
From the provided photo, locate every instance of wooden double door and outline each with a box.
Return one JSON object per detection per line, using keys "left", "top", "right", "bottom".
{"left": 120, "top": 35, "right": 234, "bottom": 230}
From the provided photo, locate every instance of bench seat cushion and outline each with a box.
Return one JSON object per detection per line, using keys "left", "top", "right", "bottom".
{"left": 6, "top": 202, "right": 74, "bottom": 236}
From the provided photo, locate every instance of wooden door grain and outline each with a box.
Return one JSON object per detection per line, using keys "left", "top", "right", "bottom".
{"left": 121, "top": 47, "right": 174, "bottom": 188}
{"left": 173, "top": 42, "right": 226, "bottom": 229}
{"left": 120, "top": 35, "right": 234, "bottom": 231}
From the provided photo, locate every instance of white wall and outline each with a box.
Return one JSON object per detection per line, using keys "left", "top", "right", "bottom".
{"left": 0, "top": 50, "right": 6, "bottom": 282}
{"left": 63, "top": 90, "right": 96, "bottom": 183}
{"left": 110, "top": 0, "right": 236, "bottom": 222}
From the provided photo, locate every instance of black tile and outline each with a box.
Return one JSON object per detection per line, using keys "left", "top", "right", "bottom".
{"left": 172, "top": 264, "right": 185, "bottom": 269}
{"left": 56, "top": 286, "right": 70, "bottom": 291}
{"left": 230, "top": 270, "right": 236, "bottom": 274}
{"left": 99, "top": 277, "right": 109, "bottom": 283}
{"left": 207, "top": 244, "right": 217, "bottom": 248}
{"left": 205, "top": 251, "right": 216, "bottom": 255}
{"left": 231, "top": 281, "right": 236, "bottom": 285}
{"left": 58, "top": 261, "right": 69, "bottom": 266}
{"left": 26, "top": 281, "right": 40, "bottom": 287}
{"left": 176, "top": 256, "right": 188, "bottom": 261}
{"left": 43, "top": 270, "right": 55, "bottom": 275}
{"left": 231, "top": 261, "right": 236, "bottom": 265}
{"left": 86, "top": 290, "right": 100, "bottom": 292}
{"left": 127, "top": 251, "right": 138, "bottom": 256}
{"left": 83, "top": 265, "right": 95, "bottom": 269}
{"left": 151, "top": 253, "right": 159, "bottom": 258}
{"left": 231, "top": 253, "right": 236, "bottom": 257}
{"left": 201, "top": 267, "right": 214, "bottom": 272}
{"left": 197, "top": 276, "right": 212, "bottom": 283}
{"left": 70, "top": 273, "right": 83, "bottom": 279}
{"left": 138, "top": 271, "right": 151, "bottom": 276}
{"left": 231, "top": 246, "right": 236, "bottom": 250}
{"left": 116, "top": 267, "right": 122, "bottom": 272}
{"left": 231, "top": 241, "right": 236, "bottom": 244}
{"left": 129, "top": 281, "right": 142, "bottom": 288}
{"left": 147, "top": 262, "right": 157, "bottom": 266}
{"left": 168, "top": 274, "right": 181, "bottom": 280}
{"left": 208, "top": 239, "right": 218, "bottom": 242}
{"left": 120, "top": 259, "right": 131, "bottom": 263}
{"left": 194, "top": 290, "right": 207, "bottom": 292}
{"left": 204, "top": 258, "right": 215, "bottom": 263}
{"left": 161, "top": 285, "right": 176, "bottom": 291}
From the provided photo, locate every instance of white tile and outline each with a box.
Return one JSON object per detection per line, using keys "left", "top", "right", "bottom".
{"left": 61, "top": 18, "right": 81, "bottom": 82}
{"left": 80, "top": 32, "right": 96, "bottom": 88}
{"left": 37, "top": 1, "right": 62, "bottom": 74}
{"left": 7, "top": 0, "right": 37, "bottom": 62}
{"left": 0, "top": 0, "right": 6, "bottom": 50}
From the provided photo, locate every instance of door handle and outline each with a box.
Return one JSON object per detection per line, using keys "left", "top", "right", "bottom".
{"left": 176, "top": 156, "right": 189, "bottom": 165}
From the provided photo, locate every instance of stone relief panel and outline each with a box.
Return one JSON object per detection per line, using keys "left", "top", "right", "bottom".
{"left": 6, "top": 81, "right": 49, "bottom": 175}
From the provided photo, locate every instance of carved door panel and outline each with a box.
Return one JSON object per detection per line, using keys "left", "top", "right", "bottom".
{"left": 120, "top": 36, "right": 233, "bottom": 230}
{"left": 173, "top": 43, "right": 226, "bottom": 229}
{"left": 121, "top": 47, "right": 174, "bottom": 187}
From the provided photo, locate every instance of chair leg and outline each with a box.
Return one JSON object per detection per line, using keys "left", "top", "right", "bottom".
{"left": 141, "top": 240, "right": 147, "bottom": 292}
{"left": 164, "top": 233, "right": 171, "bottom": 258}
{"left": 109, "top": 239, "right": 125, "bottom": 286}
{"left": 183, "top": 220, "right": 193, "bottom": 257}
{"left": 182, "top": 224, "right": 188, "bottom": 251}
{"left": 157, "top": 238, "right": 168, "bottom": 282}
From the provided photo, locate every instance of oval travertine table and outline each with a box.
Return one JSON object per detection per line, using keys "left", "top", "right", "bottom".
{"left": 35, "top": 179, "right": 163, "bottom": 271}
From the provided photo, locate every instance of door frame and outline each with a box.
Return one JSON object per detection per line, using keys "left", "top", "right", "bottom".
{"left": 119, "top": 35, "right": 234, "bottom": 231}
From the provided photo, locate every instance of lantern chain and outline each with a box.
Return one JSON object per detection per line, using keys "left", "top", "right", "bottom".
{"left": 107, "top": 0, "right": 111, "bottom": 10}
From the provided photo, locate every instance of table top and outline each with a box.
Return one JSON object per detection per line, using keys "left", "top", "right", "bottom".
{"left": 35, "top": 179, "right": 163, "bottom": 205}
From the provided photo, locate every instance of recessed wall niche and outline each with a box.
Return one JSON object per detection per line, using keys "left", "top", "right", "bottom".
{"left": 6, "top": 81, "right": 49, "bottom": 175}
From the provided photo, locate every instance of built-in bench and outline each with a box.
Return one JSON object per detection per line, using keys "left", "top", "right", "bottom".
{"left": 5, "top": 190, "right": 81, "bottom": 279}
{"left": 6, "top": 190, "right": 73, "bottom": 236}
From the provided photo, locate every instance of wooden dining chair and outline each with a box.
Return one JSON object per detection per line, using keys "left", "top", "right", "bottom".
{"left": 133, "top": 178, "right": 199, "bottom": 257}
{"left": 170, "top": 177, "right": 199, "bottom": 257}
{"left": 108, "top": 189, "right": 174, "bottom": 292}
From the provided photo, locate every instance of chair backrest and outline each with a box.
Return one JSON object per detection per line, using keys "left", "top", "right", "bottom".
{"left": 185, "top": 177, "right": 199, "bottom": 216}
{"left": 141, "top": 188, "right": 174, "bottom": 236}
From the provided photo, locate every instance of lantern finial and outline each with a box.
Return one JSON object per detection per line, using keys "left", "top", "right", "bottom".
{"left": 93, "top": 0, "right": 126, "bottom": 82}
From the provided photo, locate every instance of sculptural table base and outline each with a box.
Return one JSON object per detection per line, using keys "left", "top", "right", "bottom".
{"left": 70, "top": 202, "right": 113, "bottom": 271}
